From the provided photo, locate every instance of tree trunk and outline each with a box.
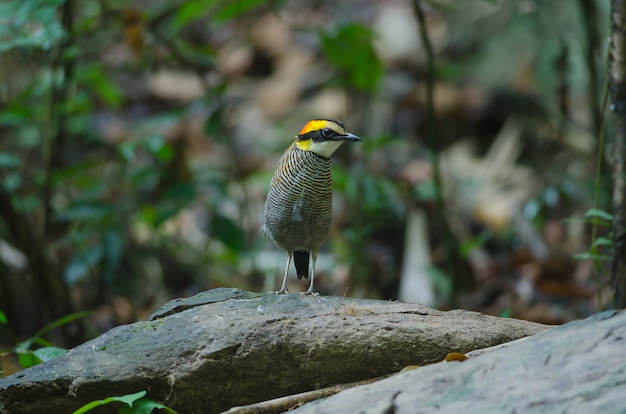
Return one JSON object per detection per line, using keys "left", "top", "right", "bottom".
{"left": 609, "top": 0, "right": 626, "bottom": 308}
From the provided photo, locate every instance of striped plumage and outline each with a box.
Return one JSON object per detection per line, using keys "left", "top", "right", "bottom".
{"left": 263, "top": 119, "right": 361, "bottom": 294}
{"left": 264, "top": 143, "right": 333, "bottom": 277}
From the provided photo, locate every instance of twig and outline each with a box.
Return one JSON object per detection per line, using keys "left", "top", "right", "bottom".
{"left": 580, "top": 0, "right": 610, "bottom": 309}
{"left": 579, "top": 0, "right": 603, "bottom": 135}
{"left": 591, "top": 81, "right": 610, "bottom": 309}
{"left": 412, "top": 0, "right": 462, "bottom": 303}
{"left": 222, "top": 376, "right": 388, "bottom": 414}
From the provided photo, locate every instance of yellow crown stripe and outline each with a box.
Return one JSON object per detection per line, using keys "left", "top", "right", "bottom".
{"left": 298, "top": 120, "right": 328, "bottom": 135}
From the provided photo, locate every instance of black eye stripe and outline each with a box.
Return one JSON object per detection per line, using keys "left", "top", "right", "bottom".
{"left": 314, "top": 128, "right": 339, "bottom": 141}
{"left": 298, "top": 128, "right": 342, "bottom": 141}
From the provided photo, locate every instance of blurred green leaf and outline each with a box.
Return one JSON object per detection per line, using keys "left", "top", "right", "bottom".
{"left": 185, "top": 43, "right": 217, "bottom": 67}
{"left": 129, "top": 167, "right": 161, "bottom": 191}
{"left": 498, "top": 308, "right": 512, "bottom": 318}
{"left": 360, "top": 174, "right": 402, "bottom": 216}
{"left": 562, "top": 217, "right": 613, "bottom": 227}
{"left": 0, "top": 153, "right": 21, "bottom": 168}
{"left": 173, "top": 0, "right": 216, "bottom": 30}
{"left": 14, "top": 194, "right": 41, "bottom": 213}
{"left": 153, "top": 143, "right": 174, "bottom": 163}
{"left": 584, "top": 208, "right": 613, "bottom": 222}
{"left": 378, "top": 177, "right": 404, "bottom": 217}
{"left": 103, "top": 229, "right": 124, "bottom": 283}
{"left": 65, "top": 244, "right": 104, "bottom": 285}
{"left": 33, "top": 346, "right": 67, "bottom": 362}
{"left": 72, "top": 391, "right": 147, "bottom": 414}
{"left": 0, "top": 110, "right": 30, "bottom": 126}
{"left": 426, "top": 265, "right": 453, "bottom": 300}
{"left": 18, "top": 352, "right": 40, "bottom": 368}
{"left": 1, "top": 172, "right": 21, "bottom": 191}
{"left": 145, "top": 135, "right": 166, "bottom": 154}
{"left": 204, "top": 107, "right": 226, "bottom": 138}
{"left": 137, "top": 205, "right": 158, "bottom": 226}
{"left": 153, "top": 183, "right": 196, "bottom": 226}
{"left": 0, "top": 310, "right": 7, "bottom": 324}
{"left": 213, "top": 0, "right": 284, "bottom": 23}
{"left": 51, "top": 160, "right": 101, "bottom": 183}
{"left": 120, "top": 397, "right": 177, "bottom": 414}
{"left": 14, "top": 310, "right": 91, "bottom": 367}
{"left": 320, "top": 23, "right": 383, "bottom": 91}
{"left": 573, "top": 252, "right": 613, "bottom": 262}
{"left": 414, "top": 180, "right": 437, "bottom": 201}
{"left": 55, "top": 204, "right": 114, "bottom": 222}
{"left": 0, "top": 0, "right": 65, "bottom": 52}
{"left": 460, "top": 229, "right": 492, "bottom": 258}
{"left": 78, "top": 64, "right": 124, "bottom": 107}
{"left": 174, "top": 0, "right": 285, "bottom": 30}
{"left": 119, "top": 139, "right": 140, "bottom": 161}
{"left": 32, "top": 337, "right": 55, "bottom": 348}
{"left": 590, "top": 237, "right": 614, "bottom": 249}
{"left": 212, "top": 213, "right": 244, "bottom": 252}
{"left": 55, "top": 227, "right": 102, "bottom": 249}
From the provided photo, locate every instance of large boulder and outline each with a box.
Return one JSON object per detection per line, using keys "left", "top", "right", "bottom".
{"left": 0, "top": 288, "right": 549, "bottom": 414}
{"left": 288, "top": 310, "right": 626, "bottom": 414}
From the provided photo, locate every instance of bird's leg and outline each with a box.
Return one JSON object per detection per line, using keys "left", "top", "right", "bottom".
{"left": 303, "top": 252, "right": 319, "bottom": 296}
{"left": 273, "top": 251, "right": 292, "bottom": 294}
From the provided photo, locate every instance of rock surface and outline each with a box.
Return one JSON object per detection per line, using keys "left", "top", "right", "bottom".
{"left": 291, "top": 310, "right": 626, "bottom": 414}
{"left": 0, "top": 288, "right": 549, "bottom": 414}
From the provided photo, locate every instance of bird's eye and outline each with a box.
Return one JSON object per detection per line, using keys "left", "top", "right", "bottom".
{"left": 321, "top": 128, "right": 334, "bottom": 138}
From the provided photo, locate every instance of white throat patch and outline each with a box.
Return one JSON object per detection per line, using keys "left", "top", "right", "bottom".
{"left": 309, "top": 140, "right": 344, "bottom": 158}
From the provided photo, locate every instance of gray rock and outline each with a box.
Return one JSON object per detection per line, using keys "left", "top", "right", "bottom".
{"left": 0, "top": 288, "right": 548, "bottom": 414}
{"left": 291, "top": 310, "right": 626, "bottom": 414}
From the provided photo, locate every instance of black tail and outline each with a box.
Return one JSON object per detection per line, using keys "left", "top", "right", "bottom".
{"left": 293, "top": 251, "right": 310, "bottom": 280}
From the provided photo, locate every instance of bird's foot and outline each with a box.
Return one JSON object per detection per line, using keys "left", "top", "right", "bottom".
{"left": 299, "top": 291, "right": 319, "bottom": 296}
{"left": 270, "top": 288, "right": 289, "bottom": 294}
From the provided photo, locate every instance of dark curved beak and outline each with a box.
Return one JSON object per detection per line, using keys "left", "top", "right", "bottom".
{"left": 338, "top": 132, "right": 361, "bottom": 142}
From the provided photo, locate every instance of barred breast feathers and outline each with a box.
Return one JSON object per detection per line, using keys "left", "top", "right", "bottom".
{"left": 263, "top": 145, "right": 333, "bottom": 251}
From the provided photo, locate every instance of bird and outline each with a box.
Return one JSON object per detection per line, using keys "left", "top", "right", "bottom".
{"left": 262, "top": 119, "right": 361, "bottom": 294}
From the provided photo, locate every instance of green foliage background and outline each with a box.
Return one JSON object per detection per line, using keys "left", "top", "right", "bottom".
{"left": 0, "top": 0, "right": 612, "bottom": 350}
